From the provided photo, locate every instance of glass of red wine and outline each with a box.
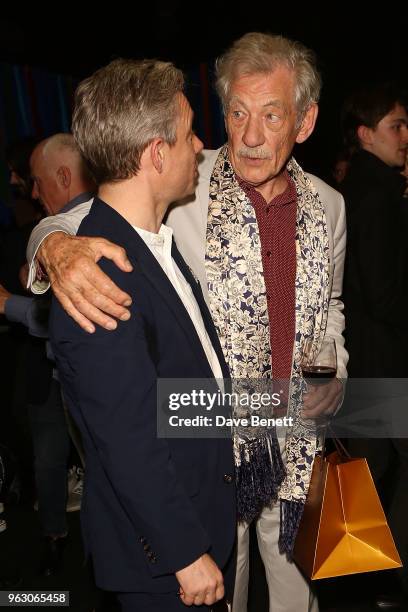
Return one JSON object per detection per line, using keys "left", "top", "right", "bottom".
{"left": 301, "top": 337, "right": 337, "bottom": 386}
{"left": 300, "top": 337, "right": 337, "bottom": 433}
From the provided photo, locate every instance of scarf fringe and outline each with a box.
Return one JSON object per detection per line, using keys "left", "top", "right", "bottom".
{"left": 235, "top": 429, "right": 285, "bottom": 524}
{"left": 279, "top": 499, "right": 305, "bottom": 556}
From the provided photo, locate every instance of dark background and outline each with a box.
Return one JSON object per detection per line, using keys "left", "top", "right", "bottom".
{"left": 0, "top": 6, "right": 406, "bottom": 609}
{"left": 0, "top": 3, "right": 406, "bottom": 179}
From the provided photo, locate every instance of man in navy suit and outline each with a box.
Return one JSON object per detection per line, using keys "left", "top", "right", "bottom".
{"left": 49, "top": 59, "right": 236, "bottom": 611}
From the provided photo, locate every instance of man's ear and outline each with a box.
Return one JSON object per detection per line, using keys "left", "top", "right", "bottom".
{"left": 57, "top": 166, "right": 71, "bottom": 189}
{"left": 295, "top": 103, "right": 319, "bottom": 144}
{"left": 150, "top": 139, "right": 165, "bottom": 174}
{"left": 357, "top": 125, "right": 373, "bottom": 147}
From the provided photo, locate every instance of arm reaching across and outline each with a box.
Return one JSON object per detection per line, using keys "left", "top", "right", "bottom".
{"left": 27, "top": 201, "right": 133, "bottom": 333}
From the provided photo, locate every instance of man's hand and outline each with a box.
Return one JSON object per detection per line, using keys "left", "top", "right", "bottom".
{"left": 175, "top": 553, "right": 224, "bottom": 607}
{"left": 37, "top": 232, "right": 133, "bottom": 333}
{"left": 302, "top": 378, "right": 343, "bottom": 418}
{"left": 0, "top": 283, "right": 11, "bottom": 315}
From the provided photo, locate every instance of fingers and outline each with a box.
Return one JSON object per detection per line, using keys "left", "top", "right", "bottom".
{"left": 193, "top": 580, "right": 222, "bottom": 606}
{"left": 179, "top": 589, "right": 193, "bottom": 606}
{"left": 50, "top": 258, "right": 132, "bottom": 331}
{"left": 302, "top": 379, "right": 342, "bottom": 418}
{"left": 82, "top": 261, "right": 132, "bottom": 309}
{"left": 212, "top": 582, "right": 225, "bottom": 604}
{"left": 53, "top": 279, "right": 129, "bottom": 332}
{"left": 179, "top": 579, "right": 224, "bottom": 607}
{"left": 94, "top": 239, "right": 133, "bottom": 273}
{"left": 52, "top": 286, "right": 96, "bottom": 334}
{"left": 39, "top": 234, "right": 133, "bottom": 331}
{"left": 176, "top": 554, "right": 224, "bottom": 607}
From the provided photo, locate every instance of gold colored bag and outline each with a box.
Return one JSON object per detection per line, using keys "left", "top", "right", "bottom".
{"left": 293, "top": 439, "right": 402, "bottom": 579}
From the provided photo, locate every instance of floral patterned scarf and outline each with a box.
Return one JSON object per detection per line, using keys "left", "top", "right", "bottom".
{"left": 205, "top": 145, "right": 330, "bottom": 553}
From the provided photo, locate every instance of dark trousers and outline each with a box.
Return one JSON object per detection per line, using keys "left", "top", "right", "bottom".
{"left": 118, "top": 591, "right": 201, "bottom": 612}
{"left": 117, "top": 547, "right": 235, "bottom": 612}
{"left": 117, "top": 592, "right": 231, "bottom": 612}
{"left": 28, "top": 378, "right": 70, "bottom": 536}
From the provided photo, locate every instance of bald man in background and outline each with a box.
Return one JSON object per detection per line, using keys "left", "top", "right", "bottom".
{"left": 30, "top": 133, "right": 95, "bottom": 216}
{"left": 0, "top": 134, "right": 95, "bottom": 576}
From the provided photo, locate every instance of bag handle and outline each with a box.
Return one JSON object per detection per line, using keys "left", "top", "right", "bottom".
{"left": 319, "top": 421, "right": 351, "bottom": 461}
{"left": 331, "top": 435, "right": 352, "bottom": 460}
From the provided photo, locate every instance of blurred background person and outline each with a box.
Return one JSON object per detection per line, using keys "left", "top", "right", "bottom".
{"left": 331, "top": 150, "right": 351, "bottom": 187}
{"left": 342, "top": 82, "right": 408, "bottom": 610}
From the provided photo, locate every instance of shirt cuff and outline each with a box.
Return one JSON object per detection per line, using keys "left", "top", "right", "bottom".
{"left": 28, "top": 260, "right": 51, "bottom": 295}
{"left": 27, "top": 231, "right": 66, "bottom": 294}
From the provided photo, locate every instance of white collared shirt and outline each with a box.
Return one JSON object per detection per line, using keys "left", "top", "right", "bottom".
{"left": 133, "top": 224, "right": 224, "bottom": 381}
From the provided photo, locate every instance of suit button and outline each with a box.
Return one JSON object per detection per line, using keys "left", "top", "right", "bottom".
{"left": 223, "top": 474, "right": 233, "bottom": 484}
{"left": 150, "top": 555, "right": 157, "bottom": 564}
{"left": 143, "top": 544, "right": 150, "bottom": 552}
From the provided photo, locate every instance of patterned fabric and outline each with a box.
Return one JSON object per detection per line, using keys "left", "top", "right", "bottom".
{"left": 237, "top": 172, "right": 297, "bottom": 383}
{"left": 205, "top": 145, "right": 331, "bottom": 553}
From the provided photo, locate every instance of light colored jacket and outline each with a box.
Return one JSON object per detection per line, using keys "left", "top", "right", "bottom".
{"left": 27, "top": 148, "right": 347, "bottom": 377}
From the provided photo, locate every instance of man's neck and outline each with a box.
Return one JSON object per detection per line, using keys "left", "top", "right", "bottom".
{"left": 98, "top": 180, "right": 166, "bottom": 234}
{"left": 56, "top": 190, "right": 94, "bottom": 215}
{"left": 249, "top": 172, "right": 288, "bottom": 202}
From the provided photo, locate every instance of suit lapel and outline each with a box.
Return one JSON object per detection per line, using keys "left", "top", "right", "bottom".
{"left": 172, "top": 242, "right": 229, "bottom": 379}
{"left": 90, "top": 197, "right": 228, "bottom": 379}
{"left": 137, "top": 247, "right": 215, "bottom": 378}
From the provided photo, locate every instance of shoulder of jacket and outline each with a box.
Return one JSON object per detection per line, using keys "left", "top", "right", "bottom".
{"left": 198, "top": 148, "right": 222, "bottom": 178}
{"left": 306, "top": 173, "right": 342, "bottom": 205}
{"left": 306, "top": 172, "right": 345, "bottom": 220}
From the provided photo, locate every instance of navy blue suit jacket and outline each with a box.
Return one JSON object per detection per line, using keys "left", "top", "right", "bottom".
{"left": 50, "top": 198, "right": 236, "bottom": 593}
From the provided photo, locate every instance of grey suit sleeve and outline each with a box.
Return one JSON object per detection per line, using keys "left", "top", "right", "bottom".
{"left": 307, "top": 175, "right": 348, "bottom": 381}
{"left": 26, "top": 201, "right": 92, "bottom": 294}
{"left": 326, "top": 191, "right": 348, "bottom": 380}
{"left": 4, "top": 295, "right": 48, "bottom": 338}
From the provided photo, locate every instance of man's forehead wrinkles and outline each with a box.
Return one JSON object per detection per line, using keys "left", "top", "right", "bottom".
{"left": 262, "top": 99, "right": 284, "bottom": 108}
{"left": 229, "top": 95, "right": 284, "bottom": 108}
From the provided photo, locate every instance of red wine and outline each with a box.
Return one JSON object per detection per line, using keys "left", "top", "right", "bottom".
{"left": 302, "top": 365, "right": 336, "bottom": 385}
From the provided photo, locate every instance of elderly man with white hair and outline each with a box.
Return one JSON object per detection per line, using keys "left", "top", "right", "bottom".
{"left": 27, "top": 34, "right": 347, "bottom": 611}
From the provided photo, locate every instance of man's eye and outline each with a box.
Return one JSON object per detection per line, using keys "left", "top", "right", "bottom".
{"left": 231, "top": 110, "right": 244, "bottom": 119}
{"left": 266, "top": 113, "right": 280, "bottom": 122}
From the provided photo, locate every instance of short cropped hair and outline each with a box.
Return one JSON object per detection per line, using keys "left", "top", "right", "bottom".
{"left": 72, "top": 59, "right": 184, "bottom": 184}
{"left": 215, "top": 32, "right": 321, "bottom": 124}
{"left": 39, "top": 133, "right": 94, "bottom": 186}
{"left": 342, "top": 83, "right": 407, "bottom": 151}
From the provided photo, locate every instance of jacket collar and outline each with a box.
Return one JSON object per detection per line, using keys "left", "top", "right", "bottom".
{"left": 61, "top": 192, "right": 95, "bottom": 214}
{"left": 88, "top": 197, "right": 229, "bottom": 379}
{"left": 349, "top": 150, "right": 406, "bottom": 196}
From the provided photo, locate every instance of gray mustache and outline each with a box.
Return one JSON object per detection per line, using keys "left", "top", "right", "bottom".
{"left": 237, "top": 147, "right": 273, "bottom": 160}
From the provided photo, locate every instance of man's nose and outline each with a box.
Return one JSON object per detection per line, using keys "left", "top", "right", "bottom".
{"left": 194, "top": 134, "right": 204, "bottom": 155}
{"left": 242, "top": 116, "right": 265, "bottom": 148}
